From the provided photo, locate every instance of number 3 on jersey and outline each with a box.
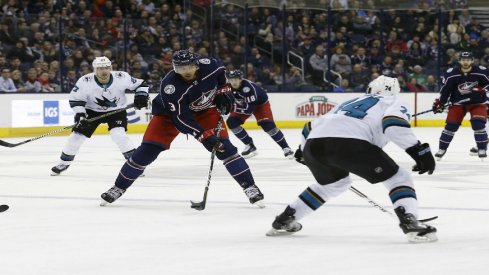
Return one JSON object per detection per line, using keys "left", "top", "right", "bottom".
{"left": 335, "top": 97, "right": 380, "bottom": 119}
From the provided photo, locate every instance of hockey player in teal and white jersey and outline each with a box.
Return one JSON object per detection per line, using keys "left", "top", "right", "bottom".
{"left": 267, "top": 75, "right": 438, "bottom": 243}
{"left": 51, "top": 56, "right": 149, "bottom": 175}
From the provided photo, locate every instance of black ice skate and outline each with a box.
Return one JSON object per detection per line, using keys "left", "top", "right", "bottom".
{"left": 283, "top": 147, "right": 294, "bottom": 159}
{"left": 241, "top": 143, "right": 258, "bottom": 159}
{"left": 266, "top": 206, "right": 303, "bottom": 236}
{"left": 100, "top": 186, "right": 126, "bottom": 206}
{"left": 434, "top": 149, "right": 446, "bottom": 161}
{"left": 51, "top": 164, "right": 70, "bottom": 176}
{"left": 243, "top": 185, "right": 265, "bottom": 208}
{"left": 394, "top": 206, "right": 437, "bottom": 243}
{"left": 469, "top": 147, "right": 478, "bottom": 156}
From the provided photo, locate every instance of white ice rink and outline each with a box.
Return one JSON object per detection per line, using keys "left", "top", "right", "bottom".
{"left": 0, "top": 127, "right": 488, "bottom": 275}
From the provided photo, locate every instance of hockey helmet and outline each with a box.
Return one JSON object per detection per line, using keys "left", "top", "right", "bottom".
{"left": 227, "top": 70, "right": 243, "bottom": 79}
{"left": 366, "top": 75, "right": 400, "bottom": 96}
{"left": 460, "top": 51, "right": 474, "bottom": 60}
{"left": 92, "top": 56, "right": 112, "bottom": 71}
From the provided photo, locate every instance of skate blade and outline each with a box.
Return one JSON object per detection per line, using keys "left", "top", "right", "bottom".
{"left": 100, "top": 200, "right": 109, "bottom": 207}
{"left": 480, "top": 157, "right": 486, "bottom": 162}
{"left": 50, "top": 172, "right": 61, "bottom": 176}
{"left": 285, "top": 154, "right": 295, "bottom": 160}
{"left": 436, "top": 157, "right": 443, "bottom": 161}
{"left": 265, "top": 228, "right": 297, "bottom": 237}
{"left": 253, "top": 200, "right": 265, "bottom": 208}
{"left": 406, "top": 232, "right": 438, "bottom": 243}
{"left": 469, "top": 152, "right": 478, "bottom": 156}
{"left": 242, "top": 151, "right": 258, "bottom": 159}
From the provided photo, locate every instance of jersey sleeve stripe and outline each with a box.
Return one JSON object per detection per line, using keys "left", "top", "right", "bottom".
{"left": 69, "top": 100, "right": 87, "bottom": 107}
{"left": 382, "top": 116, "right": 411, "bottom": 132}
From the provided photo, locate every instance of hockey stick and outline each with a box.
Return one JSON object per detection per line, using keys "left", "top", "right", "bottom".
{"left": 190, "top": 115, "right": 225, "bottom": 211}
{"left": 0, "top": 104, "right": 135, "bottom": 148}
{"left": 412, "top": 98, "right": 470, "bottom": 117}
{"left": 349, "top": 186, "right": 438, "bottom": 223}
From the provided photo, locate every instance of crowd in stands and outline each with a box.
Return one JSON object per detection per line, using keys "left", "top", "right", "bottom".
{"left": 0, "top": 0, "right": 487, "bottom": 94}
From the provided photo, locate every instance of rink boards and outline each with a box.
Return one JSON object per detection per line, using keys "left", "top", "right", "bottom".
{"left": 0, "top": 92, "right": 470, "bottom": 138}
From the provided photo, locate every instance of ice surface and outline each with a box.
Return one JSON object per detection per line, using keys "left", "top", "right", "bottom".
{"left": 0, "top": 128, "right": 488, "bottom": 275}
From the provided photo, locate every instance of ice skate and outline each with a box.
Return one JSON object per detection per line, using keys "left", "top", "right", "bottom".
{"left": 283, "top": 147, "right": 294, "bottom": 159}
{"left": 478, "top": 149, "right": 487, "bottom": 161}
{"left": 51, "top": 164, "right": 70, "bottom": 176}
{"left": 266, "top": 206, "right": 303, "bottom": 236}
{"left": 394, "top": 206, "right": 437, "bottom": 243}
{"left": 100, "top": 185, "right": 126, "bottom": 206}
{"left": 434, "top": 149, "right": 446, "bottom": 161}
{"left": 241, "top": 143, "right": 258, "bottom": 159}
{"left": 243, "top": 185, "right": 265, "bottom": 208}
{"left": 469, "top": 147, "right": 478, "bottom": 156}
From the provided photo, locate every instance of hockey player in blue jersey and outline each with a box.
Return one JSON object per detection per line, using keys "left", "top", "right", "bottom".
{"left": 226, "top": 70, "right": 294, "bottom": 159}
{"left": 100, "top": 50, "right": 265, "bottom": 207}
{"left": 432, "top": 51, "right": 489, "bottom": 160}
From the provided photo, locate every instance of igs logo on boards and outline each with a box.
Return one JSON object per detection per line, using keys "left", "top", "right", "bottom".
{"left": 43, "top": 101, "right": 59, "bottom": 125}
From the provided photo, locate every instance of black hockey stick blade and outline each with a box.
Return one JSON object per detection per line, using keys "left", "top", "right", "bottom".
{"left": 419, "top": 216, "right": 438, "bottom": 223}
{"left": 190, "top": 200, "right": 206, "bottom": 211}
{"left": 0, "top": 140, "right": 17, "bottom": 148}
{"left": 0, "top": 205, "right": 9, "bottom": 212}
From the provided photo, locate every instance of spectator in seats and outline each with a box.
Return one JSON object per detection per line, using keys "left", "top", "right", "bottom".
{"left": 0, "top": 22, "right": 16, "bottom": 48}
{"left": 230, "top": 44, "right": 245, "bottom": 67}
{"left": 397, "top": 75, "right": 410, "bottom": 92}
{"left": 297, "top": 38, "right": 315, "bottom": 58}
{"left": 349, "top": 64, "right": 369, "bottom": 92}
{"left": 480, "top": 47, "right": 489, "bottom": 67}
{"left": 334, "top": 54, "right": 352, "bottom": 77}
{"left": 333, "top": 78, "right": 354, "bottom": 92}
{"left": 369, "top": 46, "right": 383, "bottom": 66}
{"left": 391, "top": 63, "right": 408, "bottom": 81}
{"left": 458, "top": 9, "right": 472, "bottom": 27}
{"left": 0, "top": 68, "right": 26, "bottom": 92}
{"left": 38, "top": 71, "right": 54, "bottom": 92}
{"left": 447, "top": 19, "right": 465, "bottom": 45}
{"left": 11, "top": 69, "right": 24, "bottom": 89}
{"left": 62, "top": 69, "right": 78, "bottom": 92}
{"left": 256, "top": 67, "right": 277, "bottom": 87}
{"left": 24, "top": 68, "right": 42, "bottom": 93}
{"left": 407, "top": 41, "right": 426, "bottom": 66}
{"left": 351, "top": 47, "right": 371, "bottom": 69}
{"left": 0, "top": 54, "right": 8, "bottom": 70}
{"left": 285, "top": 66, "right": 303, "bottom": 88}
{"left": 309, "top": 45, "right": 328, "bottom": 85}
{"left": 408, "top": 65, "right": 428, "bottom": 86}
{"left": 425, "top": 75, "right": 438, "bottom": 92}
{"left": 406, "top": 77, "right": 426, "bottom": 92}
{"left": 386, "top": 31, "right": 408, "bottom": 54}
{"left": 381, "top": 55, "right": 394, "bottom": 76}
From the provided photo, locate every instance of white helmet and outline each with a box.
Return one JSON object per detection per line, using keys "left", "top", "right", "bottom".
{"left": 92, "top": 56, "right": 112, "bottom": 72}
{"left": 366, "top": 75, "right": 400, "bottom": 96}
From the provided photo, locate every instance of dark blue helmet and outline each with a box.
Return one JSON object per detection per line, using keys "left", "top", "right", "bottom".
{"left": 172, "top": 50, "right": 198, "bottom": 67}
{"left": 460, "top": 51, "right": 474, "bottom": 60}
{"left": 227, "top": 69, "right": 243, "bottom": 79}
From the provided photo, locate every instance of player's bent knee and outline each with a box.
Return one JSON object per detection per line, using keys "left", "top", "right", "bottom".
{"left": 259, "top": 120, "right": 277, "bottom": 132}
{"left": 226, "top": 116, "right": 243, "bottom": 129}
{"left": 445, "top": 122, "right": 460, "bottom": 132}
{"left": 470, "top": 119, "right": 486, "bottom": 131}
{"left": 310, "top": 177, "right": 352, "bottom": 200}
{"left": 131, "top": 143, "right": 166, "bottom": 166}
{"left": 215, "top": 139, "right": 238, "bottom": 160}
{"left": 383, "top": 167, "right": 414, "bottom": 190}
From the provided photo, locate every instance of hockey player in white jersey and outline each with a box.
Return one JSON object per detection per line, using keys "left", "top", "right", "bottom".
{"left": 51, "top": 56, "right": 149, "bottom": 175}
{"left": 266, "top": 75, "right": 438, "bottom": 243}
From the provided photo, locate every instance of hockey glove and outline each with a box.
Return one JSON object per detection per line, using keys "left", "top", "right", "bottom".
{"left": 432, "top": 98, "right": 444, "bottom": 114}
{"left": 294, "top": 146, "right": 306, "bottom": 165}
{"left": 197, "top": 129, "right": 225, "bottom": 153}
{"left": 405, "top": 142, "right": 436, "bottom": 175}
{"left": 214, "top": 84, "right": 235, "bottom": 115}
{"left": 134, "top": 87, "right": 149, "bottom": 110}
{"left": 75, "top": 113, "right": 90, "bottom": 130}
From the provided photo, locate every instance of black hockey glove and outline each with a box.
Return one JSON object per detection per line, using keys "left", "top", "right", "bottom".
{"left": 214, "top": 84, "right": 234, "bottom": 115}
{"left": 432, "top": 98, "right": 444, "bottom": 114}
{"left": 75, "top": 113, "right": 90, "bottom": 130}
{"left": 197, "top": 129, "right": 225, "bottom": 153}
{"left": 294, "top": 146, "right": 306, "bottom": 165}
{"left": 406, "top": 142, "right": 435, "bottom": 175}
{"left": 134, "top": 88, "right": 149, "bottom": 110}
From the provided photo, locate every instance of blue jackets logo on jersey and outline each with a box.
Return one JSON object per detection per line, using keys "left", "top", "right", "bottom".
{"left": 190, "top": 89, "right": 216, "bottom": 111}
{"left": 457, "top": 81, "right": 478, "bottom": 95}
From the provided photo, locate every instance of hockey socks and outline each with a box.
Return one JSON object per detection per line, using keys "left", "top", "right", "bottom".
{"left": 471, "top": 119, "right": 488, "bottom": 150}
{"left": 438, "top": 122, "right": 459, "bottom": 150}
{"left": 231, "top": 126, "right": 254, "bottom": 145}
{"left": 222, "top": 153, "right": 255, "bottom": 189}
{"left": 261, "top": 121, "right": 289, "bottom": 149}
{"left": 115, "top": 143, "right": 164, "bottom": 189}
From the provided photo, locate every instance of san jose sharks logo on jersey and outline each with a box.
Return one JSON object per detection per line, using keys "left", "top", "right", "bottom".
{"left": 95, "top": 95, "right": 119, "bottom": 108}
{"left": 458, "top": 81, "right": 478, "bottom": 95}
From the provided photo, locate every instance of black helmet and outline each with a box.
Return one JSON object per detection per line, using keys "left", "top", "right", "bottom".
{"left": 460, "top": 51, "right": 474, "bottom": 60}
{"left": 172, "top": 49, "right": 198, "bottom": 67}
{"left": 227, "top": 69, "right": 243, "bottom": 79}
